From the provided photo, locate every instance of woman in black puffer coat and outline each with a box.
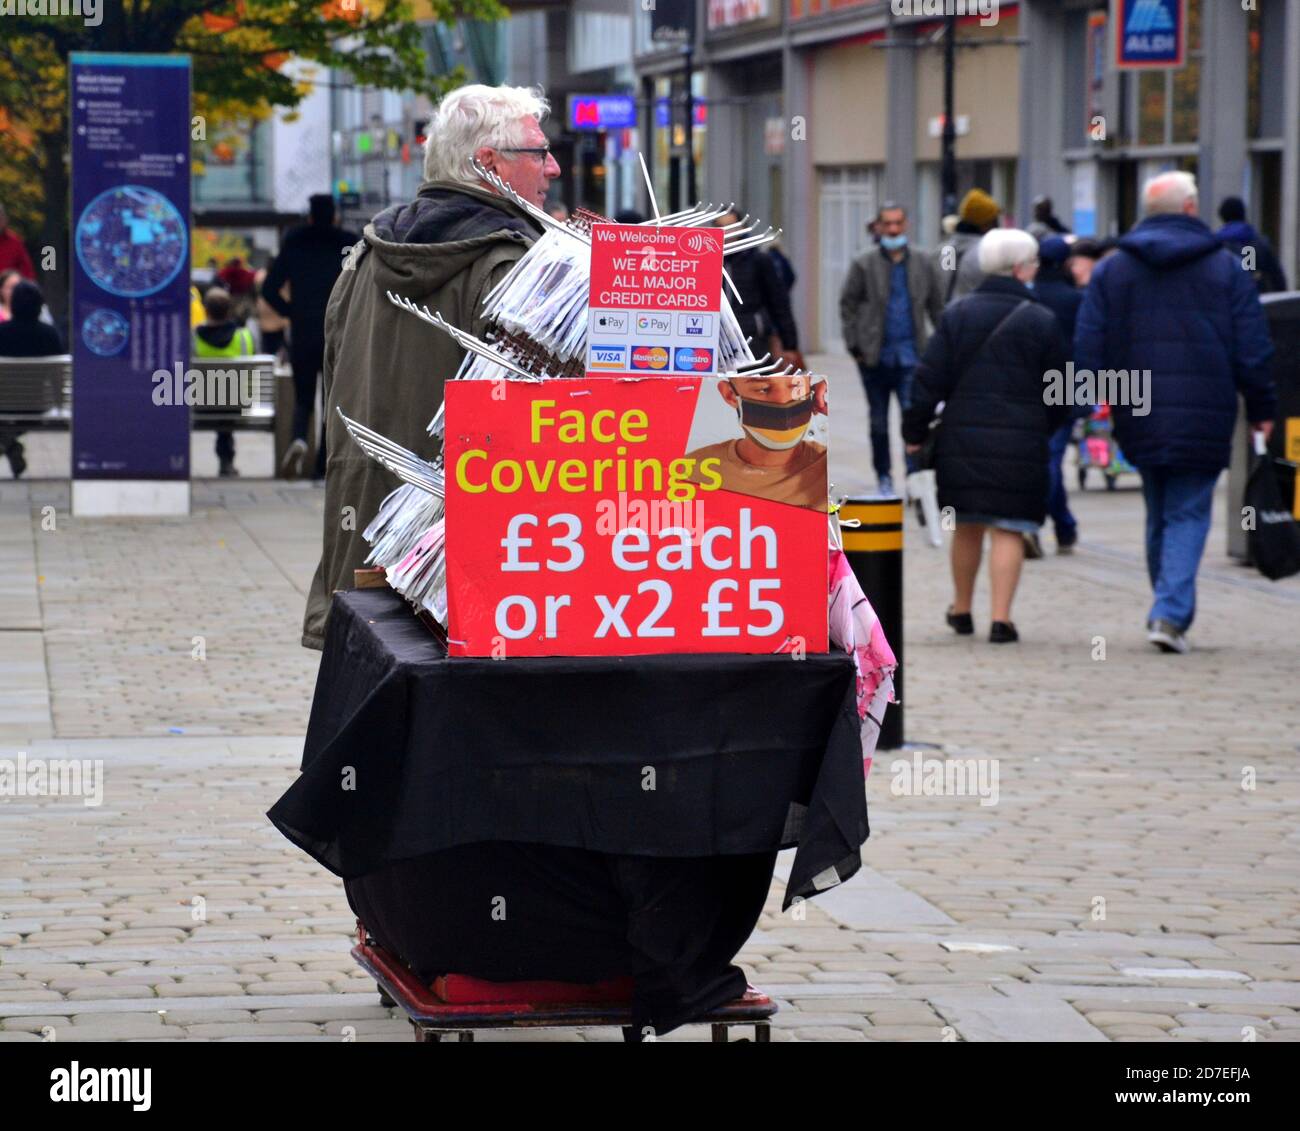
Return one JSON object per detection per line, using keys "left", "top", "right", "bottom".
{"left": 903, "top": 229, "right": 1071, "bottom": 643}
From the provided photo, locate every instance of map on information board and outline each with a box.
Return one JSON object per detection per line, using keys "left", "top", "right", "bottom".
{"left": 75, "top": 185, "right": 188, "bottom": 299}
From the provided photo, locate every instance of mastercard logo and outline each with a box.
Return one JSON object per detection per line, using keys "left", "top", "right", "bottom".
{"left": 630, "top": 346, "right": 670, "bottom": 370}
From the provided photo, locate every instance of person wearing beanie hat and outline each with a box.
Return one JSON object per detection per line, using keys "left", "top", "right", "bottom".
{"left": 960, "top": 189, "right": 1000, "bottom": 232}
{"left": 938, "top": 188, "right": 1000, "bottom": 305}
{"left": 1215, "top": 196, "right": 1287, "bottom": 293}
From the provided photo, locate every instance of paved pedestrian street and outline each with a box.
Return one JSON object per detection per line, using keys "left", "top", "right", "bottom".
{"left": 2, "top": 355, "right": 1298, "bottom": 1042}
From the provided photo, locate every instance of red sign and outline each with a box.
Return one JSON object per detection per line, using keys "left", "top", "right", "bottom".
{"left": 587, "top": 223, "right": 724, "bottom": 376}
{"left": 444, "top": 378, "right": 829, "bottom": 657}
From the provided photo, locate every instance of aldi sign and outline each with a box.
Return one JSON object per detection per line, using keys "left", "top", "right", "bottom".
{"left": 1113, "top": 0, "right": 1187, "bottom": 70}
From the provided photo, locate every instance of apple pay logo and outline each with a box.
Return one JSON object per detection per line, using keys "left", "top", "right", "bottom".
{"left": 590, "top": 310, "right": 629, "bottom": 335}
{"left": 677, "top": 313, "right": 714, "bottom": 337}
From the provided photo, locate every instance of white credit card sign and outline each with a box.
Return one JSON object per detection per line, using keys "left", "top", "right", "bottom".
{"left": 586, "top": 223, "right": 724, "bottom": 375}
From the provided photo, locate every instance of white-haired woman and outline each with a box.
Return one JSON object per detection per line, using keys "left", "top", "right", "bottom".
{"left": 902, "top": 229, "right": 1071, "bottom": 643}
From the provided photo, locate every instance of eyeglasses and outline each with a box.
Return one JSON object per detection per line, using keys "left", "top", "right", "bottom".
{"left": 497, "top": 146, "right": 552, "bottom": 161}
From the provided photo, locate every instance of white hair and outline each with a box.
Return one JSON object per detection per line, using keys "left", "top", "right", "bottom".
{"left": 423, "top": 84, "right": 550, "bottom": 185}
{"left": 978, "top": 228, "right": 1040, "bottom": 276}
{"left": 1143, "top": 171, "right": 1198, "bottom": 216}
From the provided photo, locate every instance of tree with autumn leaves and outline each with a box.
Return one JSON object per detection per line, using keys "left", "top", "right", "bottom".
{"left": 0, "top": 0, "right": 504, "bottom": 322}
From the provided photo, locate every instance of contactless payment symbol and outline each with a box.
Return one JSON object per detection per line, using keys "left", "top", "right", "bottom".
{"left": 673, "top": 347, "right": 714, "bottom": 372}
{"left": 630, "top": 346, "right": 670, "bottom": 371}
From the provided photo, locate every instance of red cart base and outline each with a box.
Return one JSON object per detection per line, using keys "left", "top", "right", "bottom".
{"left": 352, "top": 921, "right": 776, "bottom": 1042}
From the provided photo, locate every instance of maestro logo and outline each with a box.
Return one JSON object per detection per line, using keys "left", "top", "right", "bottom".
{"left": 673, "top": 347, "right": 714, "bottom": 372}
{"left": 630, "top": 346, "right": 670, "bottom": 371}
{"left": 588, "top": 345, "right": 627, "bottom": 370}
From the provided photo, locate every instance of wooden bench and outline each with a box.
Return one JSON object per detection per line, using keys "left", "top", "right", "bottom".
{"left": 352, "top": 921, "right": 777, "bottom": 1043}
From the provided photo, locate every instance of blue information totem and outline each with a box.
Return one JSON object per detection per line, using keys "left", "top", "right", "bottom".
{"left": 70, "top": 53, "right": 192, "bottom": 516}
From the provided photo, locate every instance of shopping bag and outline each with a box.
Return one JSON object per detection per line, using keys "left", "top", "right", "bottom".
{"left": 1246, "top": 449, "right": 1300, "bottom": 581}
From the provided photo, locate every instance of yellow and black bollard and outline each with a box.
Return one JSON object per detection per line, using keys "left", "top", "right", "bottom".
{"left": 840, "top": 495, "right": 903, "bottom": 750}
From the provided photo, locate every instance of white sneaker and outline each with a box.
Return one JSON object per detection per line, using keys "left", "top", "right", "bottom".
{"left": 1147, "top": 620, "right": 1190, "bottom": 654}
{"left": 281, "top": 438, "right": 308, "bottom": 479}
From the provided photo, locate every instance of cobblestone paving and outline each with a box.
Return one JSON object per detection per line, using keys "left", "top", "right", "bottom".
{"left": 1, "top": 355, "right": 1298, "bottom": 1041}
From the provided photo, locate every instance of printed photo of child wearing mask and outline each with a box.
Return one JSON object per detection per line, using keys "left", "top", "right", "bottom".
{"left": 687, "top": 374, "right": 829, "bottom": 510}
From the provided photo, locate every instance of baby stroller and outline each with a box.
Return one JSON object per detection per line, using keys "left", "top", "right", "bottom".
{"left": 1076, "top": 403, "right": 1137, "bottom": 491}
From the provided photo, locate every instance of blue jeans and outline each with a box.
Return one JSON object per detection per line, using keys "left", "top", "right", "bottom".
{"left": 1046, "top": 423, "right": 1076, "bottom": 542}
{"left": 1139, "top": 467, "right": 1219, "bottom": 631}
{"left": 857, "top": 362, "right": 915, "bottom": 480}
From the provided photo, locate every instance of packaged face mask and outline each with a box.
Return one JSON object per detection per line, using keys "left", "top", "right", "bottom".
{"left": 730, "top": 383, "right": 815, "bottom": 450}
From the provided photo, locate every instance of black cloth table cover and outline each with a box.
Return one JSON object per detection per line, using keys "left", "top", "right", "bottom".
{"left": 269, "top": 588, "right": 869, "bottom": 908}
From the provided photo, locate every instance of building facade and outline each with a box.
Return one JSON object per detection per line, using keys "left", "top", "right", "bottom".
{"left": 621, "top": 0, "right": 1297, "bottom": 352}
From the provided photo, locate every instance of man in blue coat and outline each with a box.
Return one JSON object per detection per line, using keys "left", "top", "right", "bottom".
{"left": 1075, "top": 172, "right": 1276, "bottom": 654}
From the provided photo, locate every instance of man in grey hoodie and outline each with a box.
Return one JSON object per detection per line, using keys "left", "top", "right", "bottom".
{"left": 301, "top": 84, "right": 559, "bottom": 649}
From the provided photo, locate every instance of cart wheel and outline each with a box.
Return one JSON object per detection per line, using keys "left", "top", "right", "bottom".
{"left": 1077, "top": 467, "right": 1087, "bottom": 491}
{"left": 377, "top": 988, "right": 396, "bottom": 1009}
{"left": 1105, "top": 474, "right": 1117, "bottom": 492}
{"left": 412, "top": 1021, "right": 441, "bottom": 1043}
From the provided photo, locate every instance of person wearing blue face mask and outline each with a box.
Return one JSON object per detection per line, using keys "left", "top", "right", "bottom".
{"left": 840, "top": 203, "right": 946, "bottom": 498}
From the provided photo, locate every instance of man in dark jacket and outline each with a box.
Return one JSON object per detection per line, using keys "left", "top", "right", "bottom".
{"left": 840, "top": 202, "right": 945, "bottom": 495}
{"left": 715, "top": 207, "right": 801, "bottom": 369}
{"left": 1216, "top": 196, "right": 1288, "bottom": 294}
{"left": 302, "top": 83, "right": 556, "bottom": 651}
{"left": 262, "top": 194, "right": 359, "bottom": 479}
{"left": 1034, "top": 236, "right": 1085, "bottom": 553}
{"left": 1076, "top": 173, "right": 1276, "bottom": 654}
{"left": 0, "top": 280, "right": 63, "bottom": 478}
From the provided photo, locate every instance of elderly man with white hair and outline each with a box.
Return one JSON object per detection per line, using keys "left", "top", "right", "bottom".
{"left": 1075, "top": 171, "right": 1275, "bottom": 655}
{"left": 302, "top": 84, "right": 561, "bottom": 650}
{"left": 903, "top": 228, "right": 1072, "bottom": 644}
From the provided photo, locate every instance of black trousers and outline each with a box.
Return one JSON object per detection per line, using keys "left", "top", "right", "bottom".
{"left": 345, "top": 842, "right": 777, "bottom": 1037}
{"left": 289, "top": 336, "right": 326, "bottom": 476}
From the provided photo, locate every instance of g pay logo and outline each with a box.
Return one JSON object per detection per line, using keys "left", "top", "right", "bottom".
{"left": 588, "top": 345, "right": 627, "bottom": 370}
{"left": 635, "top": 313, "right": 671, "bottom": 335}
{"left": 673, "top": 347, "right": 714, "bottom": 372}
{"left": 630, "top": 346, "right": 670, "bottom": 371}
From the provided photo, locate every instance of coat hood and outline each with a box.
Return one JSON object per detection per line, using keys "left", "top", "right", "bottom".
{"left": 1217, "top": 219, "right": 1262, "bottom": 246}
{"left": 363, "top": 180, "right": 543, "bottom": 295}
{"left": 195, "top": 321, "right": 240, "bottom": 349}
{"left": 1119, "top": 214, "right": 1223, "bottom": 269}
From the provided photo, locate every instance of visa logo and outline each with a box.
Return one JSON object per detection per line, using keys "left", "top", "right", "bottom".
{"left": 589, "top": 345, "right": 627, "bottom": 370}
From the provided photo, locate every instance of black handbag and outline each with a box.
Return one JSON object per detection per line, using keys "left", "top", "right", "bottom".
{"left": 1246, "top": 450, "right": 1300, "bottom": 581}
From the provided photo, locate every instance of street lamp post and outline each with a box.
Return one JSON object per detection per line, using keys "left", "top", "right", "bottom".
{"left": 941, "top": 12, "right": 957, "bottom": 218}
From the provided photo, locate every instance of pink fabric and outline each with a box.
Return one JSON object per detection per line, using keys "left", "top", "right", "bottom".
{"left": 828, "top": 549, "right": 898, "bottom": 777}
